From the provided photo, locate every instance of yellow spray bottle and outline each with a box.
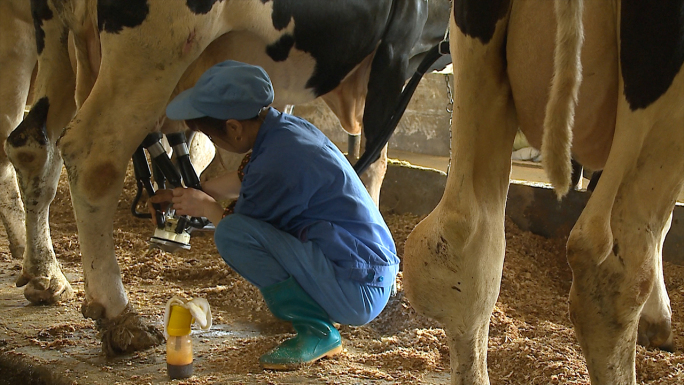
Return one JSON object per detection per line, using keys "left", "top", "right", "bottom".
{"left": 164, "top": 296, "right": 212, "bottom": 380}
{"left": 166, "top": 305, "right": 194, "bottom": 379}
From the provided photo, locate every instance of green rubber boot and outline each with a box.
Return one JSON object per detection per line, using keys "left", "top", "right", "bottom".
{"left": 259, "top": 277, "right": 342, "bottom": 370}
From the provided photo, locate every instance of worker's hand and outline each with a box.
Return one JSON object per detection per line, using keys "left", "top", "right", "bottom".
{"left": 150, "top": 187, "right": 225, "bottom": 225}
{"left": 148, "top": 189, "right": 174, "bottom": 226}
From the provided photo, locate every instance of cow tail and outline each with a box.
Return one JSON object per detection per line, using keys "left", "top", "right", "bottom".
{"left": 542, "top": 0, "right": 584, "bottom": 199}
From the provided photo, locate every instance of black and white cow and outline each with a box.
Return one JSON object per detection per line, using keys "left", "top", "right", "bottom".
{"left": 404, "top": 1, "right": 682, "bottom": 384}
{"left": 5, "top": 0, "right": 449, "bottom": 355}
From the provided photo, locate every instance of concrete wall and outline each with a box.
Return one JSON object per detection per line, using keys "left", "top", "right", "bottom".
{"left": 380, "top": 162, "right": 684, "bottom": 266}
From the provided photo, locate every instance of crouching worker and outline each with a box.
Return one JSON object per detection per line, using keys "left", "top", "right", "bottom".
{"left": 150, "top": 60, "right": 399, "bottom": 369}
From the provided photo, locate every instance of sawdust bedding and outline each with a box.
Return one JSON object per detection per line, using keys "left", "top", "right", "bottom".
{"left": 5, "top": 166, "right": 684, "bottom": 384}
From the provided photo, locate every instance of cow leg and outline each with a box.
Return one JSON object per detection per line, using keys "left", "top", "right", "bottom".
{"left": 0, "top": 1, "right": 34, "bottom": 261}
{"left": 360, "top": 0, "right": 432, "bottom": 206}
{"left": 637, "top": 213, "right": 674, "bottom": 351}
{"left": 71, "top": 24, "right": 100, "bottom": 108}
{"left": 58, "top": 81, "right": 172, "bottom": 356}
{"left": 6, "top": 2, "right": 78, "bottom": 304}
{"left": 403, "top": 10, "right": 515, "bottom": 385}
{"left": 59, "top": 112, "right": 165, "bottom": 356}
{"left": 6, "top": 100, "right": 71, "bottom": 304}
{"left": 566, "top": 71, "right": 684, "bottom": 385}
{"left": 58, "top": 2, "right": 230, "bottom": 355}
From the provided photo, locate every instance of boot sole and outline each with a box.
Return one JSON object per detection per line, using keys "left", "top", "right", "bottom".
{"left": 260, "top": 345, "right": 343, "bottom": 371}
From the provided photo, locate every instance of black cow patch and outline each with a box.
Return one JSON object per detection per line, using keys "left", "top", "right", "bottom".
{"left": 98, "top": 0, "right": 149, "bottom": 33}
{"left": 30, "top": 0, "right": 53, "bottom": 55}
{"left": 266, "top": 34, "right": 295, "bottom": 62}
{"left": 270, "top": 0, "right": 292, "bottom": 31}
{"left": 263, "top": 0, "right": 393, "bottom": 96}
{"left": 453, "top": 0, "right": 510, "bottom": 44}
{"left": 621, "top": 0, "right": 684, "bottom": 110}
{"left": 186, "top": 0, "right": 225, "bottom": 15}
{"left": 7, "top": 97, "right": 50, "bottom": 148}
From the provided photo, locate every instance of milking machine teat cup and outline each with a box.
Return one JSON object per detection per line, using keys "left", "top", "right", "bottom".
{"left": 131, "top": 131, "right": 214, "bottom": 253}
{"left": 151, "top": 205, "right": 193, "bottom": 252}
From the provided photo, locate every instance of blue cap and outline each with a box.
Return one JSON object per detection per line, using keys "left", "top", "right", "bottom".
{"left": 166, "top": 60, "right": 274, "bottom": 121}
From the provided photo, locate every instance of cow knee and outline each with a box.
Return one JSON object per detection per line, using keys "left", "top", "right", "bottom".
{"left": 6, "top": 98, "right": 51, "bottom": 173}
{"left": 403, "top": 205, "right": 482, "bottom": 319}
{"left": 567, "top": 215, "right": 659, "bottom": 326}
{"left": 566, "top": 216, "right": 612, "bottom": 273}
{"left": 74, "top": 161, "right": 125, "bottom": 204}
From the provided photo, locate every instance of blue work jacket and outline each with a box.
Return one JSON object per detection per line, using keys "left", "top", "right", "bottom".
{"left": 234, "top": 108, "right": 399, "bottom": 287}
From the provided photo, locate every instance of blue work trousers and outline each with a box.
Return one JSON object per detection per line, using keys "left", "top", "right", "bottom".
{"left": 214, "top": 214, "right": 390, "bottom": 326}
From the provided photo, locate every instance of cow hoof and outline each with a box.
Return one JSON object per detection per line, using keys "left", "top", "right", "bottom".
{"left": 638, "top": 317, "right": 675, "bottom": 352}
{"left": 15, "top": 274, "right": 30, "bottom": 287}
{"left": 94, "top": 304, "right": 164, "bottom": 357}
{"left": 19, "top": 272, "right": 74, "bottom": 305}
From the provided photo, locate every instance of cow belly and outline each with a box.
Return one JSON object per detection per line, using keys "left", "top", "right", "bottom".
{"left": 507, "top": 0, "right": 618, "bottom": 171}
{"left": 178, "top": 31, "right": 319, "bottom": 108}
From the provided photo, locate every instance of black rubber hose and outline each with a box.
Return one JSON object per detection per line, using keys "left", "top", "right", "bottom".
{"left": 150, "top": 151, "right": 183, "bottom": 188}
{"left": 131, "top": 146, "right": 159, "bottom": 220}
{"left": 167, "top": 132, "right": 202, "bottom": 190}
